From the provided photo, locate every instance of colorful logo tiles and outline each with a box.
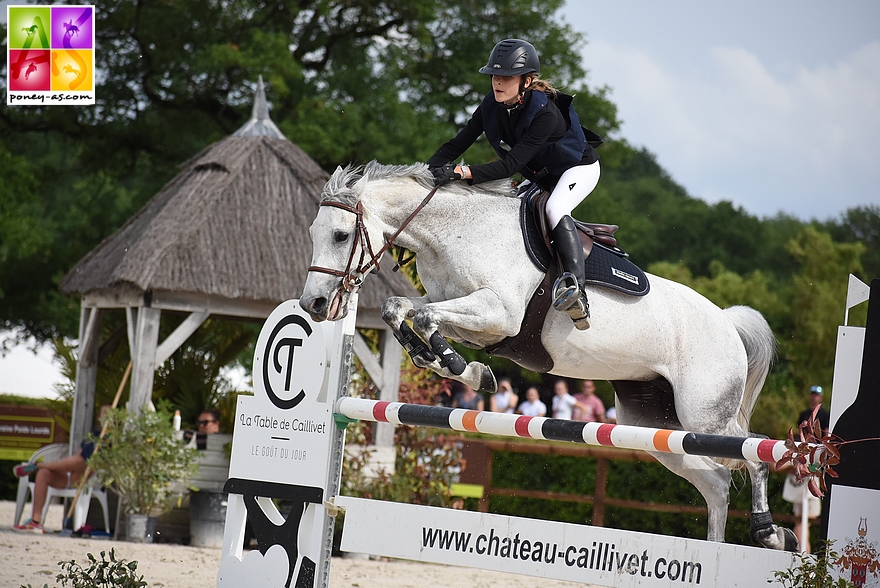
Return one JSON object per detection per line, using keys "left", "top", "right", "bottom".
{"left": 6, "top": 5, "right": 96, "bottom": 105}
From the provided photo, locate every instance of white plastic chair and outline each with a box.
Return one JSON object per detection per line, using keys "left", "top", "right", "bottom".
{"left": 14, "top": 443, "right": 111, "bottom": 532}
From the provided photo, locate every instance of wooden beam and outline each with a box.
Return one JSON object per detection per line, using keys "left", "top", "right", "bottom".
{"left": 149, "top": 290, "right": 276, "bottom": 319}
{"left": 83, "top": 288, "right": 142, "bottom": 309}
{"left": 129, "top": 306, "right": 161, "bottom": 411}
{"left": 374, "top": 329, "right": 402, "bottom": 447}
{"left": 354, "top": 307, "right": 388, "bottom": 330}
{"left": 154, "top": 311, "right": 209, "bottom": 368}
{"left": 125, "top": 307, "right": 137, "bottom": 355}
{"left": 70, "top": 304, "right": 102, "bottom": 453}
{"left": 352, "top": 331, "right": 383, "bottom": 386}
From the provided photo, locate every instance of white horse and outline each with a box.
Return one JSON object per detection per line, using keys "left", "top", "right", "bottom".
{"left": 300, "top": 161, "right": 797, "bottom": 551}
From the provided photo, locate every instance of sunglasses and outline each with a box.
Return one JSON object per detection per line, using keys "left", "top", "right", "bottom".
{"left": 198, "top": 419, "right": 218, "bottom": 426}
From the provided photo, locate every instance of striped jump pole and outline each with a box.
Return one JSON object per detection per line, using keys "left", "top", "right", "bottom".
{"left": 335, "top": 397, "right": 817, "bottom": 465}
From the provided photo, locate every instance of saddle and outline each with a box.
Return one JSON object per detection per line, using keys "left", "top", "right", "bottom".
{"left": 485, "top": 186, "right": 650, "bottom": 373}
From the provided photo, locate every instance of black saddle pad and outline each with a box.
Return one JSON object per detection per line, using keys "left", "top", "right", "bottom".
{"left": 519, "top": 195, "right": 650, "bottom": 296}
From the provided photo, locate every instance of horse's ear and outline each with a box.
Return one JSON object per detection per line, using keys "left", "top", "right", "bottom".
{"left": 352, "top": 175, "right": 367, "bottom": 196}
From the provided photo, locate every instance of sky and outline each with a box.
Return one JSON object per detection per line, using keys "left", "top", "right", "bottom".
{"left": 560, "top": 0, "right": 880, "bottom": 221}
{"left": 2, "top": 1, "right": 879, "bottom": 398}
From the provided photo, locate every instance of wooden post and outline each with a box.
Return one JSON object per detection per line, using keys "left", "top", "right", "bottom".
{"left": 374, "top": 329, "right": 402, "bottom": 448}
{"left": 70, "top": 304, "right": 102, "bottom": 452}
{"left": 129, "top": 306, "right": 161, "bottom": 411}
{"left": 592, "top": 456, "right": 608, "bottom": 527}
{"left": 349, "top": 327, "right": 402, "bottom": 449}
{"left": 459, "top": 440, "right": 493, "bottom": 513}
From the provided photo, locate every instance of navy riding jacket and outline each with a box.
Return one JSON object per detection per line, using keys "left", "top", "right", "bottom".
{"left": 427, "top": 89, "right": 599, "bottom": 190}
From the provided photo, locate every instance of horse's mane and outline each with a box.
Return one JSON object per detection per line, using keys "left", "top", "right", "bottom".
{"left": 322, "top": 161, "right": 513, "bottom": 206}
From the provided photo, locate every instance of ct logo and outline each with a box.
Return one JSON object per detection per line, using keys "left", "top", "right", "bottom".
{"left": 262, "top": 313, "right": 326, "bottom": 410}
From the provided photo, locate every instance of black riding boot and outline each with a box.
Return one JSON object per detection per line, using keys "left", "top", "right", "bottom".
{"left": 551, "top": 215, "right": 591, "bottom": 330}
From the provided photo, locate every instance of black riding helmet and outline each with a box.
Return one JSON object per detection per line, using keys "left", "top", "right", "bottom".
{"left": 479, "top": 39, "right": 540, "bottom": 77}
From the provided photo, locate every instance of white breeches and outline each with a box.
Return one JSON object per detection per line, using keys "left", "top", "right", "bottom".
{"left": 546, "top": 161, "right": 601, "bottom": 228}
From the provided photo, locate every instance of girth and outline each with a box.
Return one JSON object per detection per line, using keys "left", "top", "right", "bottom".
{"left": 484, "top": 265, "right": 557, "bottom": 373}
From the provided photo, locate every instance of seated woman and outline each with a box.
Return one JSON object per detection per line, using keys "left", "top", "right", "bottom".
{"left": 14, "top": 451, "right": 91, "bottom": 533}
{"left": 12, "top": 407, "right": 109, "bottom": 533}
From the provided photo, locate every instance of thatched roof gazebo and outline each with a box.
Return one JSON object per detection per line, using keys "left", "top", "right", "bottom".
{"left": 60, "top": 78, "right": 417, "bottom": 449}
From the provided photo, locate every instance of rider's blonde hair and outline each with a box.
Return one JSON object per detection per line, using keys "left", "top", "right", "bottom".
{"left": 525, "top": 75, "right": 559, "bottom": 100}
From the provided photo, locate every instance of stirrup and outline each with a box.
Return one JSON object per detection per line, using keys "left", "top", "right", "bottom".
{"left": 553, "top": 273, "right": 591, "bottom": 330}
{"left": 552, "top": 272, "right": 580, "bottom": 311}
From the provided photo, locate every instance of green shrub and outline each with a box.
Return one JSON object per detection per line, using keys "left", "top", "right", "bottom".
{"left": 21, "top": 549, "right": 147, "bottom": 588}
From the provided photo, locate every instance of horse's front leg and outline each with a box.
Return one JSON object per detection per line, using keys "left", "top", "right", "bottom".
{"left": 409, "top": 288, "right": 520, "bottom": 393}
{"left": 381, "top": 296, "right": 436, "bottom": 368}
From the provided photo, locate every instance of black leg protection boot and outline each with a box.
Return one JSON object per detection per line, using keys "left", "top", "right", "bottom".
{"left": 551, "top": 215, "right": 591, "bottom": 330}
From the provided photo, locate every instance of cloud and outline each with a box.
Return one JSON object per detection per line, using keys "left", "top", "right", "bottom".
{"left": 583, "top": 40, "right": 880, "bottom": 219}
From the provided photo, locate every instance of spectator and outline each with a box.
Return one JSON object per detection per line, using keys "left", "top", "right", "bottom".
{"left": 551, "top": 379, "right": 583, "bottom": 420}
{"left": 452, "top": 384, "right": 484, "bottom": 411}
{"left": 516, "top": 387, "right": 547, "bottom": 417}
{"left": 797, "top": 385, "right": 830, "bottom": 435}
{"left": 12, "top": 406, "right": 110, "bottom": 533}
{"left": 605, "top": 405, "right": 617, "bottom": 424}
{"left": 572, "top": 380, "right": 606, "bottom": 422}
{"left": 490, "top": 378, "right": 518, "bottom": 414}
{"left": 197, "top": 409, "right": 222, "bottom": 434}
{"left": 184, "top": 408, "right": 222, "bottom": 449}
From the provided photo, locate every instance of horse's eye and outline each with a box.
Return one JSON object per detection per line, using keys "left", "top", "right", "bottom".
{"left": 334, "top": 230, "right": 349, "bottom": 243}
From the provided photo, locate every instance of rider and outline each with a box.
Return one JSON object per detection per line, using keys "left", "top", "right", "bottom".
{"left": 427, "top": 39, "right": 601, "bottom": 330}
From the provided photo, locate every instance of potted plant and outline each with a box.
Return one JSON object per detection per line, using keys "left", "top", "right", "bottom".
{"left": 88, "top": 406, "right": 198, "bottom": 542}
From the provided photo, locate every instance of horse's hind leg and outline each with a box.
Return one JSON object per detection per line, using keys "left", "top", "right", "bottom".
{"left": 743, "top": 439, "right": 799, "bottom": 551}
{"left": 650, "top": 453, "right": 732, "bottom": 542}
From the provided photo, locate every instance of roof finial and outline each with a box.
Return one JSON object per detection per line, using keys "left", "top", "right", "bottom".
{"left": 253, "top": 75, "right": 270, "bottom": 121}
{"left": 233, "top": 75, "right": 287, "bottom": 139}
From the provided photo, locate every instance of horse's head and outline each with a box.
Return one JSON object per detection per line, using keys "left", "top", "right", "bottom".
{"left": 301, "top": 161, "right": 436, "bottom": 321}
{"left": 301, "top": 165, "right": 369, "bottom": 321}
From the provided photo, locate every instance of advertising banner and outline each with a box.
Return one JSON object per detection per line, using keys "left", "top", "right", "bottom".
{"left": 338, "top": 496, "right": 796, "bottom": 587}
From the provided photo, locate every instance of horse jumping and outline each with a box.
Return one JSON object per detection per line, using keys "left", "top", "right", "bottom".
{"left": 300, "top": 161, "right": 797, "bottom": 551}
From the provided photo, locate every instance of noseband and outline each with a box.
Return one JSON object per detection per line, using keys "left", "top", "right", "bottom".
{"left": 307, "top": 185, "right": 440, "bottom": 302}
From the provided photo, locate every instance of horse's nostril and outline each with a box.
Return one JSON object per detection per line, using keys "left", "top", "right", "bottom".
{"left": 311, "top": 297, "right": 327, "bottom": 314}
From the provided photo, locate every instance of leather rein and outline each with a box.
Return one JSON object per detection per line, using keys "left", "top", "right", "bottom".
{"left": 307, "top": 185, "right": 440, "bottom": 298}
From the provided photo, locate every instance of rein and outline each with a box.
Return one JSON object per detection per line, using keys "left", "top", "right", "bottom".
{"left": 308, "top": 185, "right": 440, "bottom": 296}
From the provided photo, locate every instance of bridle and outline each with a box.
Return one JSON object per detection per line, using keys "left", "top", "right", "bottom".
{"left": 307, "top": 184, "right": 440, "bottom": 307}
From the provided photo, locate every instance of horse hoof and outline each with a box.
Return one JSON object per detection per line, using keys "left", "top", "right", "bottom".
{"left": 781, "top": 527, "right": 799, "bottom": 552}
{"left": 478, "top": 366, "right": 497, "bottom": 393}
{"left": 752, "top": 520, "right": 798, "bottom": 550}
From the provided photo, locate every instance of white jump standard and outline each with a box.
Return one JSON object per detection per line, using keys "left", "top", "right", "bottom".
{"left": 335, "top": 397, "right": 814, "bottom": 466}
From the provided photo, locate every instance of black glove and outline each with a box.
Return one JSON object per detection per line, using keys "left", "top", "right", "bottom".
{"left": 430, "top": 164, "right": 461, "bottom": 186}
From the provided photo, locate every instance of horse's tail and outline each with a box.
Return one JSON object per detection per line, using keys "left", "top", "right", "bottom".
{"left": 723, "top": 305, "right": 776, "bottom": 432}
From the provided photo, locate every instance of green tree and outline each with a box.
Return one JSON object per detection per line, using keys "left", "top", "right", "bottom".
{"left": 822, "top": 205, "right": 880, "bottom": 282}
{"left": 783, "top": 227, "right": 867, "bottom": 390}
